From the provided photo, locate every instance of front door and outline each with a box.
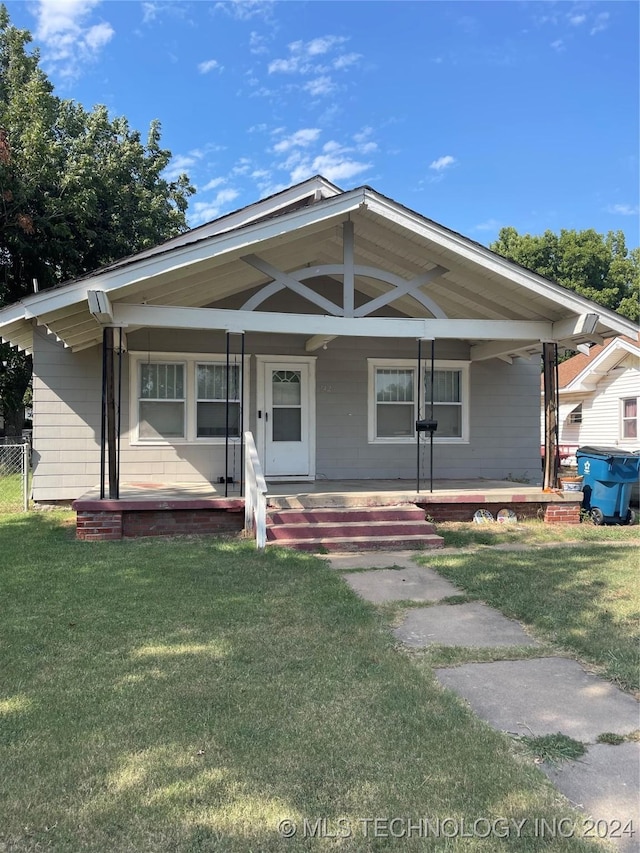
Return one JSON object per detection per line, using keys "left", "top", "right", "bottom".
{"left": 258, "top": 359, "right": 315, "bottom": 479}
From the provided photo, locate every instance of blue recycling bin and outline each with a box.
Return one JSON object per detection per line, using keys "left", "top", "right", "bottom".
{"left": 576, "top": 446, "right": 640, "bottom": 525}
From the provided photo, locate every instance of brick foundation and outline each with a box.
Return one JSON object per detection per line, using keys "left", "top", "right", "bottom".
{"left": 419, "top": 500, "right": 581, "bottom": 525}
{"left": 543, "top": 502, "right": 581, "bottom": 525}
{"left": 74, "top": 498, "right": 244, "bottom": 541}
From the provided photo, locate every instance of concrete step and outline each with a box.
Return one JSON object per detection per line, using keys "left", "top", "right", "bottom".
{"left": 266, "top": 534, "right": 445, "bottom": 552}
{"left": 267, "top": 506, "right": 427, "bottom": 525}
{"left": 267, "top": 520, "right": 435, "bottom": 541}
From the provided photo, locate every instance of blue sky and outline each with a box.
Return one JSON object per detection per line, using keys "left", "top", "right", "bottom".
{"left": 5, "top": 0, "right": 639, "bottom": 248}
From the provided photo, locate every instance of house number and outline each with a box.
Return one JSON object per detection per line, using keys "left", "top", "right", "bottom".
{"left": 320, "top": 384, "right": 334, "bottom": 392}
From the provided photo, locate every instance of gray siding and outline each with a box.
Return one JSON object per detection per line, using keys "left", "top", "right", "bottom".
{"left": 32, "top": 325, "right": 542, "bottom": 501}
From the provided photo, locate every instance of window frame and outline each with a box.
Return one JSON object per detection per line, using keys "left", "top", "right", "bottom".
{"left": 367, "top": 358, "right": 470, "bottom": 444}
{"left": 195, "top": 362, "right": 241, "bottom": 440}
{"left": 138, "top": 360, "right": 187, "bottom": 442}
{"left": 621, "top": 396, "right": 638, "bottom": 441}
{"left": 130, "top": 352, "right": 248, "bottom": 445}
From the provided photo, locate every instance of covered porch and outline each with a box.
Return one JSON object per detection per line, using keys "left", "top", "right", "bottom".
{"left": 72, "top": 475, "right": 582, "bottom": 542}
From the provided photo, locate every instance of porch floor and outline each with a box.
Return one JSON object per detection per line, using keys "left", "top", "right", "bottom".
{"left": 75, "top": 477, "right": 572, "bottom": 510}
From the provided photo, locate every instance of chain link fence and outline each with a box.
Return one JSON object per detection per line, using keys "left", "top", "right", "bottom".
{"left": 0, "top": 440, "right": 30, "bottom": 511}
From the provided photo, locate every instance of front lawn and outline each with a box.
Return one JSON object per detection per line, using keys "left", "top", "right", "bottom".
{"left": 419, "top": 541, "right": 639, "bottom": 692}
{"left": 0, "top": 513, "right": 602, "bottom": 851}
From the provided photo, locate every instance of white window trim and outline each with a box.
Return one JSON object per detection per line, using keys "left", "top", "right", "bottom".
{"left": 129, "top": 351, "right": 249, "bottom": 445}
{"left": 367, "top": 358, "right": 470, "bottom": 444}
{"left": 620, "top": 396, "right": 638, "bottom": 441}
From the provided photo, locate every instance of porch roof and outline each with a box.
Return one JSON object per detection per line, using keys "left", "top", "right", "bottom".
{"left": 1, "top": 176, "right": 637, "bottom": 357}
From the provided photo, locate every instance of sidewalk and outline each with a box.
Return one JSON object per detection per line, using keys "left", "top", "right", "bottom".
{"left": 329, "top": 549, "right": 640, "bottom": 853}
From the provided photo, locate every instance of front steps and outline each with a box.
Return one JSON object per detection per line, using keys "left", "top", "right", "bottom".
{"left": 266, "top": 505, "right": 444, "bottom": 552}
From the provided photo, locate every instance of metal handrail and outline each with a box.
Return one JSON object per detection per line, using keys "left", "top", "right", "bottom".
{"left": 244, "top": 431, "right": 268, "bottom": 548}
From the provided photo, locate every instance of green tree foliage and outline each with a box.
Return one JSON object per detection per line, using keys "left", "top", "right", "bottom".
{"left": 490, "top": 226, "right": 639, "bottom": 323}
{"left": 0, "top": 5, "right": 194, "bottom": 433}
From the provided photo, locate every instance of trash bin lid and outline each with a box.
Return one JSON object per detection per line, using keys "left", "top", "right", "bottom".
{"left": 577, "top": 445, "right": 634, "bottom": 458}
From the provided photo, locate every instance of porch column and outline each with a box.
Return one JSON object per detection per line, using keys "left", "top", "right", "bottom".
{"left": 542, "top": 342, "right": 559, "bottom": 490}
{"left": 100, "top": 326, "right": 122, "bottom": 500}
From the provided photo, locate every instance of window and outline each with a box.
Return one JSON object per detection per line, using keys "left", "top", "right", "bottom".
{"left": 197, "top": 364, "right": 240, "bottom": 438}
{"left": 425, "top": 368, "right": 463, "bottom": 438}
{"left": 139, "top": 362, "right": 185, "bottom": 439}
{"left": 131, "top": 353, "right": 245, "bottom": 444}
{"left": 622, "top": 398, "right": 637, "bottom": 440}
{"left": 368, "top": 359, "right": 469, "bottom": 443}
{"left": 375, "top": 368, "right": 415, "bottom": 438}
{"left": 568, "top": 404, "right": 583, "bottom": 424}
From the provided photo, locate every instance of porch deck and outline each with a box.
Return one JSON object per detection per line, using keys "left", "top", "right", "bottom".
{"left": 74, "top": 477, "right": 570, "bottom": 507}
{"left": 72, "top": 478, "right": 581, "bottom": 541}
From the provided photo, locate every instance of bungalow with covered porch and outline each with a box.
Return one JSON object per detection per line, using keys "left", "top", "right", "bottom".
{"left": 0, "top": 177, "right": 636, "bottom": 548}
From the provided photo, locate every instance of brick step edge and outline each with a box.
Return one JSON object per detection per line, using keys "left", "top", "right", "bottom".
{"left": 266, "top": 534, "right": 445, "bottom": 552}
{"left": 267, "top": 507, "right": 428, "bottom": 524}
{"left": 267, "top": 521, "right": 437, "bottom": 540}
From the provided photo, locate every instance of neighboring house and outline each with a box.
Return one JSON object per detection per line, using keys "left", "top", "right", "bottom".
{"left": 541, "top": 336, "right": 640, "bottom": 462}
{"left": 0, "top": 175, "right": 637, "bottom": 504}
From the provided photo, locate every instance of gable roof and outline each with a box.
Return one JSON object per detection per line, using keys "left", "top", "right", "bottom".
{"left": 556, "top": 335, "right": 640, "bottom": 392}
{"left": 1, "top": 176, "right": 638, "bottom": 354}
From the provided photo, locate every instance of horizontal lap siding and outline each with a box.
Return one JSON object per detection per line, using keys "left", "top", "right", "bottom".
{"left": 574, "top": 366, "right": 639, "bottom": 449}
{"left": 33, "top": 326, "right": 543, "bottom": 501}
{"left": 32, "top": 333, "right": 103, "bottom": 501}
{"left": 315, "top": 340, "right": 541, "bottom": 482}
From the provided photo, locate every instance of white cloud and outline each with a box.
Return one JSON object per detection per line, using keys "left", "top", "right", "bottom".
{"left": 473, "top": 218, "right": 502, "bottom": 232}
{"left": 550, "top": 39, "right": 564, "bottom": 52}
{"left": 273, "top": 128, "right": 321, "bottom": 153}
{"left": 190, "top": 188, "right": 241, "bottom": 225}
{"left": 590, "top": 12, "right": 609, "bottom": 35}
{"left": 304, "top": 76, "right": 335, "bottom": 97}
{"left": 249, "top": 31, "right": 268, "bottom": 55}
{"left": 289, "top": 152, "right": 370, "bottom": 185}
{"left": 163, "top": 154, "right": 199, "bottom": 181}
{"left": 568, "top": 14, "right": 586, "bottom": 26}
{"left": 607, "top": 204, "right": 639, "bottom": 216}
{"left": 268, "top": 34, "right": 358, "bottom": 80}
{"left": 333, "top": 52, "right": 361, "bottom": 70}
{"left": 214, "top": 0, "right": 274, "bottom": 21}
{"left": 429, "top": 155, "right": 456, "bottom": 172}
{"left": 141, "top": 2, "right": 159, "bottom": 24}
{"left": 32, "top": 0, "right": 114, "bottom": 78}
{"left": 201, "top": 177, "right": 226, "bottom": 192}
{"left": 198, "top": 58, "right": 222, "bottom": 74}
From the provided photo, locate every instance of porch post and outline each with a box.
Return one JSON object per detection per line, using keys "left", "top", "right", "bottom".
{"left": 104, "top": 326, "right": 118, "bottom": 499}
{"left": 100, "top": 327, "right": 107, "bottom": 499}
{"left": 239, "top": 332, "right": 245, "bottom": 497}
{"left": 542, "top": 342, "right": 560, "bottom": 490}
{"left": 115, "top": 327, "right": 123, "bottom": 500}
{"left": 225, "top": 331, "right": 230, "bottom": 497}
{"left": 416, "top": 339, "right": 422, "bottom": 493}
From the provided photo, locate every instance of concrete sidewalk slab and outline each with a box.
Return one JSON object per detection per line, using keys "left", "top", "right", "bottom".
{"left": 326, "top": 551, "right": 422, "bottom": 571}
{"left": 541, "top": 742, "right": 640, "bottom": 853}
{"left": 435, "top": 658, "right": 640, "bottom": 741}
{"left": 395, "top": 602, "right": 540, "bottom": 648}
{"left": 342, "top": 565, "right": 462, "bottom": 603}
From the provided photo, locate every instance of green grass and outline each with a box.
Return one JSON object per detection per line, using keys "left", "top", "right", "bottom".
{"left": 435, "top": 518, "right": 639, "bottom": 549}
{"left": 0, "top": 512, "right": 606, "bottom": 852}
{"left": 419, "top": 544, "right": 639, "bottom": 692}
{"left": 516, "top": 734, "right": 587, "bottom": 767}
{"left": 0, "top": 472, "right": 27, "bottom": 511}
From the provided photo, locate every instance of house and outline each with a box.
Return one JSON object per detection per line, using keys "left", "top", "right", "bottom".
{"left": 0, "top": 176, "right": 637, "bottom": 543}
{"left": 542, "top": 336, "right": 640, "bottom": 464}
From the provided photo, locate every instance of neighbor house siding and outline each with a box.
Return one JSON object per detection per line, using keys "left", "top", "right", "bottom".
{"left": 569, "top": 364, "right": 639, "bottom": 449}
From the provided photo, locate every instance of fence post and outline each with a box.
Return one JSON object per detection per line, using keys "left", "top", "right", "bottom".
{"left": 22, "top": 442, "right": 28, "bottom": 511}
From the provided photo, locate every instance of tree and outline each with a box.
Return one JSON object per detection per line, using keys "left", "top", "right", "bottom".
{"left": 490, "top": 227, "right": 639, "bottom": 323}
{"left": 0, "top": 5, "right": 194, "bottom": 433}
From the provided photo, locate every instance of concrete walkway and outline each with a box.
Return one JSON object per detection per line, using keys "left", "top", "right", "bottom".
{"left": 329, "top": 550, "right": 640, "bottom": 853}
